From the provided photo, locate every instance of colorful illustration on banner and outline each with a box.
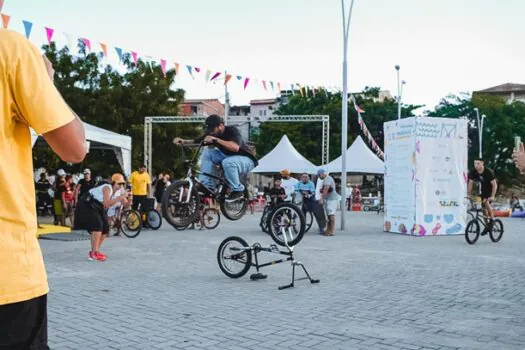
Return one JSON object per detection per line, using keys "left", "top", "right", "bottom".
{"left": 384, "top": 221, "right": 391, "bottom": 232}
{"left": 398, "top": 223, "right": 407, "bottom": 234}
{"left": 441, "top": 123, "right": 457, "bottom": 138}
{"left": 424, "top": 214, "right": 433, "bottom": 224}
{"left": 443, "top": 214, "right": 454, "bottom": 224}
{"left": 411, "top": 224, "right": 427, "bottom": 236}
{"left": 446, "top": 223, "right": 462, "bottom": 234}
{"left": 432, "top": 222, "right": 442, "bottom": 234}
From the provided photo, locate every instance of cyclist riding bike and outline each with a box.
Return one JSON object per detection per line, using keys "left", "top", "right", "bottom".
{"left": 467, "top": 159, "right": 498, "bottom": 234}
{"left": 173, "top": 115, "right": 257, "bottom": 200}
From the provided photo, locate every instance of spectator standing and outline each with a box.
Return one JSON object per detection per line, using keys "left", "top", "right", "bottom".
{"left": 129, "top": 165, "right": 152, "bottom": 211}
{"left": 317, "top": 169, "right": 338, "bottom": 236}
{"left": 280, "top": 169, "right": 299, "bottom": 202}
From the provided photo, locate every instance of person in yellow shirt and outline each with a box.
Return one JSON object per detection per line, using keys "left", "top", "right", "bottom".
{"left": 129, "top": 164, "right": 152, "bottom": 211}
{"left": 0, "top": 29, "right": 87, "bottom": 348}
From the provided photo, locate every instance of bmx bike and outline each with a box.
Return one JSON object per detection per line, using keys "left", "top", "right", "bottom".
{"left": 465, "top": 197, "right": 504, "bottom": 245}
{"left": 162, "top": 141, "right": 250, "bottom": 230}
{"left": 259, "top": 192, "right": 313, "bottom": 238}
{"left": 109, "top": 206, "right": 143, "bottom": 238}
{"left": 217, "top": 202, "right": 319, "bottom": 290}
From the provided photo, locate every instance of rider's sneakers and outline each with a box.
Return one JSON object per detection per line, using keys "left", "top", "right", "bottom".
{"left": 96, "top": 251, "right": 107, "bottom": 261}
{"left": 227, "top": 191, "right": 244, "bottom": 201}
{"left": 88, "top": 251, "right": 96, "bottom": 261}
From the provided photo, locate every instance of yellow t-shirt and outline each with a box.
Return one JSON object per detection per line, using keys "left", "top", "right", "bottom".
{"left": 0, "top": 29, "right": 74, "bottom": 305}
{"left": 129, "top": 171, "right": 151, "bottom": 196}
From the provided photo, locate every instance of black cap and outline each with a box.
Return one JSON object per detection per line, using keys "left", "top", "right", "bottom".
{"left": 204, "top": 115, "right": 224, "bottom": 133}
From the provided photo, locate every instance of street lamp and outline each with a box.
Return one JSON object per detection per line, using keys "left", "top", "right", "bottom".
{"left": 340, "top": 0, "right": 355, "bottom": 231}
{"left": 395, "top": 65, "right": 404, "bottom": 120}
{"left": 473, "top": 108, "right": 486, "bottom": 159}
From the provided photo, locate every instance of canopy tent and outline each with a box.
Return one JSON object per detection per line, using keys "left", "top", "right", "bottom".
{"left": 252, "top": 135, "right": 317, "bottom": 174}
{"left": 31, "top": 122, "right": 132, "bottom": 176}
{"left": 323, "top": 136, "right": 384, "bottom": 174}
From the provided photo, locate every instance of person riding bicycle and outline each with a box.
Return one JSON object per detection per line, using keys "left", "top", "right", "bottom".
{"left": 468, "top": 159, "right": 497, "bottom": 234}
{"left": 173, "top": 115, "right": 257, "bottom": 200}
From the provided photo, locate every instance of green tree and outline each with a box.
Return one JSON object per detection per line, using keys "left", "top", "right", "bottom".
{"left": 428, "top": 93, "right": 525, "bottom": 186}
{"left": 33, "top": 41, "right": 200, "bottom": 178}
{"left": 253, "top": 87, "right": 420, "bottom": 165}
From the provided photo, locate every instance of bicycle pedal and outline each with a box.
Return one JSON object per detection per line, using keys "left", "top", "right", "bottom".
{"left": 250, "top": 273, "right": 268, "bottom": 280}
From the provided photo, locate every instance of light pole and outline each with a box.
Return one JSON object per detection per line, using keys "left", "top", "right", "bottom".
{"left": 395, "top": 65, "right": 402, "bottom": 120}
{"left": 340, "top": 0, "right": 355, "bottom": 231}
{"left": 474, "top": 108, "right": 486, "bottom": 159}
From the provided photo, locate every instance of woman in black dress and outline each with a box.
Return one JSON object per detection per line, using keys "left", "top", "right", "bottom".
{"left": 74, "top": 173, "right": 129, "bottom": 261}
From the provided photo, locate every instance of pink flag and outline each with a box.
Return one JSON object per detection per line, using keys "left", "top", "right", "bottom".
{"left": 210, "top": 72, "right": 221, "bottom": 82}
{"left": 312, "top": 87, "right": 317, "bottom": 97}
{"left": 262, "top": 80, "right": 267, "bottom": 91}
{"left": 160, "top": 59, "right": 167, "bottom": 76}
{"left": 81, "top": 38, "right": 91, "bottom": 52}
{"left": 131, "top": 51, "right": 138, "bottom": 64}
{"left": 194, "top": 67, "right": 201, "bottom": 73}
{"left": 243, "top": 78, "right": 250, "bottom": 90}
{"left": 45, "top": 27, "right": 54, "bottom": 43}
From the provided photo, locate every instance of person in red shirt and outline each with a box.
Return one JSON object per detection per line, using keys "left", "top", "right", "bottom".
{"left": 62, "top": 175, "right": 76, "bottom": 227}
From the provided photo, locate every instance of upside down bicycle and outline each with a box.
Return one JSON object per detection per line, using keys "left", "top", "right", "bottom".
{"left": 162, "top": 141, "right": 250, "bottom": 229}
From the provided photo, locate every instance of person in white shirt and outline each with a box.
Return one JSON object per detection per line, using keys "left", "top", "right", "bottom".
{"left": 346, "top": 182, "right": 353, "bottom": 211}
{"left": 279, "top": 169, "right": 299, "bottom": 202}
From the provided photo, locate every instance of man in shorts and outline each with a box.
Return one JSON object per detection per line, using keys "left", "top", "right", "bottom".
{"left": 0, "top": 30, "right": 87, "bottom": 348}
{"left": 317, "top": 169, "right": 338, "bottom": 236}
{"left": 468, "top": 159, "right": 497, "bottom": 234}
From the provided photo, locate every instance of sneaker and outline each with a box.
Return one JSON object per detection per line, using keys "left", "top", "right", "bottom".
{"left": 95, "top": 251, "right": 107, "bottom": 261}
{"left": 88, "top": 251, "right": 96, "bottom": 261}
{"left": 226, "top": 191, "right": 244, "bottom": 201}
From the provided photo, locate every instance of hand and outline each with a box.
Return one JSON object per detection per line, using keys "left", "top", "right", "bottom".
{"left": 318, "top": 198, "right": 324, "bottom": 205}
{"left": 42, "top": 55, "right": 55, "bottom": 81}
{"left": 204, "top": 135, "right": 217, "bottom": 145}
{"left": 173, "top": 137, "right": 184, "bottom": 145}
{"left": 119, "top": 194, "right": 128, "bottom": 204}
{"left": 513, "top": 142, "right": 525, "bottom": 172}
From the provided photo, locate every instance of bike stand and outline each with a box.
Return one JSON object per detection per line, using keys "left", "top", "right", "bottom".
{"left": 278, "top": 254, "right": 320, "bottom": 290}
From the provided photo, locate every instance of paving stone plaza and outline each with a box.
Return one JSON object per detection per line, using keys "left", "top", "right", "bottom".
{"left": 40, "top": 212, "right": 525, "bottom": 350}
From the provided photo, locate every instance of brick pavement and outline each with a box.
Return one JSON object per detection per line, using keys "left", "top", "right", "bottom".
{"left": 39, "top": 212, "right": 525, "bottom": 349}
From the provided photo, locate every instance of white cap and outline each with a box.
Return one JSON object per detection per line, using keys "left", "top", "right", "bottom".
{"left": 57, "top": 169, "right": 66, "bottom": 176}
{"left": 83, "top": 168, "right": 91, "bottom": 174}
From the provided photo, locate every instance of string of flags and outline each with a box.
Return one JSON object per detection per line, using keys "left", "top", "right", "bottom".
{"left": 0, "top": 10, "right": 337, "bottom": 97}
{"left": 351, "top": 95, "right": 385, "bottom": 160}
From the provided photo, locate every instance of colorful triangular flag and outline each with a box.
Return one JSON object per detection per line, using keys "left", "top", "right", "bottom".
{"left": 81, "top": 38, "right": 91, "bottom": 52}
{"left": 270, "top": 81, "right": 274, "bottom": 91}
{"left": 45, "top": 27, "right": 54, "bottom": 43}
{"left": 205, "top": 69, "right": 212, "bottom": 82}
{"left": 224, "top": 74, "right": 232, "bottom": 85}
{"left": 22, "top": 20, "right": 32, "bottom": 39}
{"left": 174, "top": 62, "right": 180, "bottom": 75}
{"left": 160, "top": 59, "right": 167, "bottom": 76}
{"left": 1, "top": 14, "right": 10, "bottom": 29}
{"left": 186, "top": 65, "right": 195, "bottom": 79}
{"left": 0, "top": 0, "right": 4, "bottom": 12}
{"left": 236, "top": 75, "right": 242, "bottom": 80}
{"left": 99, "top": 43, "right": 108, "bottom": 57}
{"left": 131, "top": 51, "right": 138, "bottom": 64}
{"left": 262, "top": 80, "right": 267, "bottom": 91}
{"left": 115, "top": 47, "right": 123, "bottom": 62}
{"left": 210, "top": 72, "right": 221, "bottom": 82}
{"left": 243, "top": 78, "right": 250, "bottom": 90}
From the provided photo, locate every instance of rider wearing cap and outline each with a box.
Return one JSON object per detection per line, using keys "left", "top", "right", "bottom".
{"left": 173, "top": 115, "right": 257, "bottom": 199}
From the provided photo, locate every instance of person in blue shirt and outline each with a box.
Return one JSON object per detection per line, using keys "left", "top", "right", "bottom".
{"left": 295, "top": 173, "right": 316, "bottom": 211}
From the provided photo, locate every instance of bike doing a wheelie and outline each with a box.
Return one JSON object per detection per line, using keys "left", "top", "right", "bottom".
{"left": 163, "top": 115, "right": 257, "bottom": 229}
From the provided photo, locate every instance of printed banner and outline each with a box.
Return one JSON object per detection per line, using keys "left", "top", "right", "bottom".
{"left": 383, "top": 117, "right": 468, "bottom": 236}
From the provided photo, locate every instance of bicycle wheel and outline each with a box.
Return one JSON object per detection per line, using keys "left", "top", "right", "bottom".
{"left": 465, "top": 219, "right": 480, "bottom": 245}
{"left": 489, "top": 219, "right": 504, "bottom": 243}
{"left": 267, "top": 202, "right": 306, "bottom": 247}
{"left": 202, "top": 208, "right": 220, "bottom": 229}
{"left": 303, "top": 209, "right": 313, "bottom": 233}
{"left": 146, "top": 209, "right": 162, "bottom": 230}
{"left": 162, "top": 180, "right": 200, "bottom": 229}
{"left": 220, "top": 185, "right": 249, "bottom": 221}
{"left": 217, "top": 236, "right": 252, "bottom": 278}
{"left": 121, "top": 210, "right": 142, "bottom": 238}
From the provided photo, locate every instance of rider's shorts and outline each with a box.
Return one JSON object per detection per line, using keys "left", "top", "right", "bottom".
{"left": 325, "top": 199, "right": 338, "bottom": 216}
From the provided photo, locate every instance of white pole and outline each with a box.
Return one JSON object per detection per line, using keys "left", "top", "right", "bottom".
{"left": 224, "top": 70, "right": 230, "bottom": 125}
{"left": 480, "top": 114, "right": 486, "bottom": 158}
{"left": 396, "top": 65, "right": 401, "bottom": 120}
{"left": 340, "top": 0, "right": 355, "bottom": 231}
{"left": 474, "top": 108, "right": 481, "bottom": 159}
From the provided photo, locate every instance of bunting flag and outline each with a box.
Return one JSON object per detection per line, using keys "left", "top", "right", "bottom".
{"left": 262, "top": 80, "right": 267, "bottom": 91}
{"left": 0, "top": 0, "right": 4, "bottom": 12}
{"left": 277, "top": 82, "right": 281, "bottom": 92}
{"left": 115, "top": 47, "right": 123, "bottom": 62}
{"left": 290, "top": 84, "right": 295, "bottom": 95}
{"left": 64, "top": 32, "right": 74, "bottom": 51}
{"left": 186, "top": 65, "right": 195, "bottom": 79}
{"left": 81, "top": 38, "right": 91, "bottom": 52}
{"left": 131, "top": 51, "right": 138, "bottom": 64}
{"left": 100, "top": 42, "right": 108, "bottom": 57}
{"left": 1, "top": 14, "right": 10, "bottom": 29}
{"left": 297, "top": 84, "right": 304, "bottom": 97}
{"left": 22, "top": 20, "right": 32, "bottom": 38}
{"left": 194, "top": 67, "right": 201, "bottom": 73}
{"left": 351, "top": 95, "right": 384, "bottom": 159}
{"left": 236, "top": 75, "right": 242, "bottom": 80}
{"left": 210, "top": 72, "right": 221, "bottom": 82}
{"left": 205, "top": 69, "right": 212, "bottom": 82}
{"left": 160, "top": 59, "right": 167, "bottom": 76}
{"left": 243, "top": 77, "right": 250, "bottom": 90}
{"left": 270, "top": 81, "right": 274, "bottom": 91}
{"left": 224, "top": 74, "right": 232, "bottom": 85}
{"left": 312, "top": 87, "right": 317, "bottom": 97}
{"left": 45, "top": 27, "right": 54, "bottom": 43}
{"left": 174, "top": 62, "right": 180, "bottom": 75}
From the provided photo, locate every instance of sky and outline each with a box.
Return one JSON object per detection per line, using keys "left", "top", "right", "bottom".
{"left": 3, "top": 0, "right": 524, "bottom": 113}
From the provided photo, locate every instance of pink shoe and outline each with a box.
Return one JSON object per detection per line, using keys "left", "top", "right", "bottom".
{"left": 95, "top": 251, "right": 107, "bottom": 261}
{"left": 88, "top": 251, "right": 96, "bottom": 261}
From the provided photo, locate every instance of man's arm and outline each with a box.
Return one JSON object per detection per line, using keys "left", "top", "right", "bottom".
{"left": 467, "top": 180, "right": 473, "bottom": 196}
{"left": 491, "top": 179, "right": 497, "bottom": 199}
{"left": 205, "top": 136, "right": 240, "bottom": 153}
{"left": 43, "top": 111, "right": 86, "bottom": 163}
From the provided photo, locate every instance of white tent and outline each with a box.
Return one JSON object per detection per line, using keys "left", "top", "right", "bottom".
{"left": 323, "top": 136, "right": 384, "bottom": 174}
{"left": 31, "top": 122, "right": 132, "bottom": 176}
{"left": 252, "top": 135, "right": 317, "bottom": 174}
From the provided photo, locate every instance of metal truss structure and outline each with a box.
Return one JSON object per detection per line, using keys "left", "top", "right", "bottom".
{"left": 144, "top": 115, "right": 330, "bottom": 172}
